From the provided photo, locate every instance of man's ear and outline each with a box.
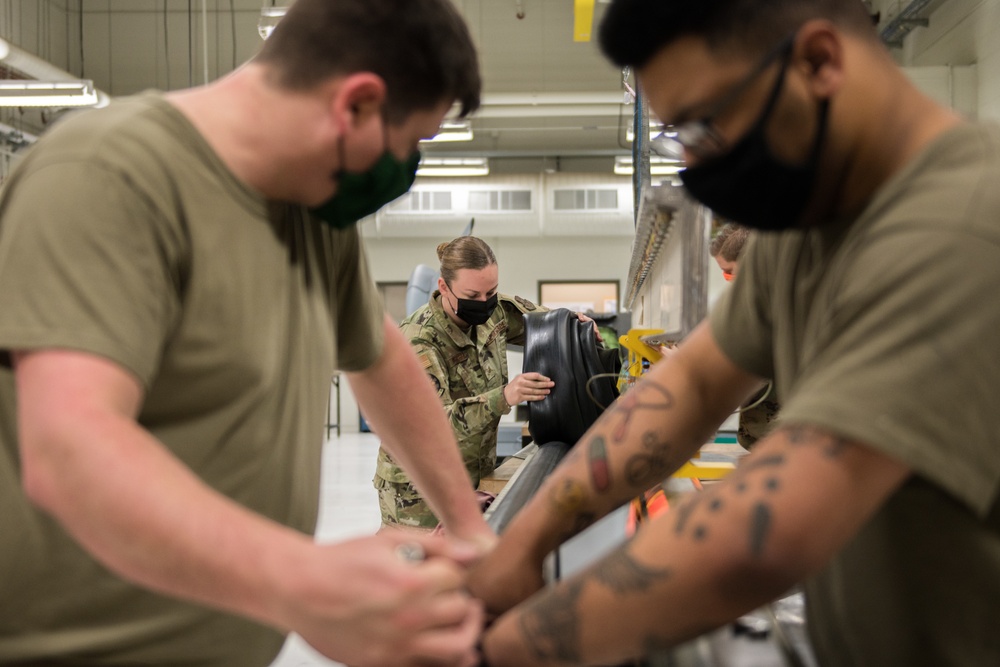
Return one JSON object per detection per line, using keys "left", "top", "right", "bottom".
{"left": 795, "top": 20, "right": 845, "bottom": 98}
{"left": 330, "top": 72, "right": 387, "bottom": 134}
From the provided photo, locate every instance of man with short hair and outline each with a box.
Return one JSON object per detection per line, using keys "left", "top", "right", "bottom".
{"left": 0, "top": 1, "right": 493, "bottom": 665}
{"left": 470, "top": 1, "right": 1000, "bottom": 665}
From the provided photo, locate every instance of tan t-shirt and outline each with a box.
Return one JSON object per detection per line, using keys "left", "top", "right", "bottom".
{"left": 711, "top": 122, "right": 1000, "bottom": 665}
{"left": 0, "top": 93, "right": 384, "bottom": 665}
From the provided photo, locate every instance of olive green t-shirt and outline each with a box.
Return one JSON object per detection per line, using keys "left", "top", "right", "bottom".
{"left": 0, "top": 93, "right": 384, "bottom": 665}
{"left": 711, "top": 122, "right": 1000, "bottom": 666}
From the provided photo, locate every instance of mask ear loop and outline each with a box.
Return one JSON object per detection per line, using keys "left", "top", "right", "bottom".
{"left": 441, "top": 281, "right": 459, "bottom": 315}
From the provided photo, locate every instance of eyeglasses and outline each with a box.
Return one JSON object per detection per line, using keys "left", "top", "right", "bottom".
{"left": 650, "top": 34, "right": 796, "bottom": 163}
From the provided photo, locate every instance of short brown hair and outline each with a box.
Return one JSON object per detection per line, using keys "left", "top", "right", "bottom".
{"left": 255, "top": 0, "right": 481, "bottom": 121}
{"left": 437, "top": 236, "right": 496, "bottom": 285}
{"left": 710, "top": 223, "right": 751, "bottom": 262}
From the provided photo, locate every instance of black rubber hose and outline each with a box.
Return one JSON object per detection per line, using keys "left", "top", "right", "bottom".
{"left": 523, "top": 309, "right": 620, "bottom": 445}
{"left": 486, "top": 441, "right": 571, "bottom": 534}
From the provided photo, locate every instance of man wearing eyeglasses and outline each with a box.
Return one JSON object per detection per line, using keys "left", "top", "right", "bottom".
{"left": 469, "top": 1, "right": 1000, "bottom": 666}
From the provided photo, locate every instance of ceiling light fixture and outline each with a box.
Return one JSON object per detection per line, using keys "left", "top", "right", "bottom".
{"left": 0, "top": 80, "right": 99, "bottom": 107}
{"left": 613, "top": 155, "right": 683, "bottom": 176}
{"left": 626, "top": 127, "right": 678, "bottom": 143}
{"left": 258, "top": 6, "right": 289, "bottom": 40}
{"left": 421, "top": 120, "right": 474, "bottom": 143}
{"left": 0, "top": 38, "right": 109, "bottom": 107}
{"left": 417, "top": 157, "right": 489, "bottom": 177}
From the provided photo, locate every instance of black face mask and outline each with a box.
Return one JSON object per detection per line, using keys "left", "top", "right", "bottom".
{"left": 446, "top": 288, "right": 498, "bottom": 327}
{"left": 680, "top": 54, "right": 830, "bottom": 232}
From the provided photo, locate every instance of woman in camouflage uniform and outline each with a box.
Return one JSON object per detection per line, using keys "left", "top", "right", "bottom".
{"left": 373, "top": 236, "right": 556, "bottom": 529}
{"left": 711, "top": 223, "right": 781, "bottom": 449}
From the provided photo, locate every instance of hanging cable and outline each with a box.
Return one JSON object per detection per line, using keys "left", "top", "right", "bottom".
{"left": 585, "top": 372, "right": 623, "bottom": 410}
{"left": 36, "top": 1, "right": 42, "bottom": 67}
{"left": 79, "top": 0, "right": 85, "bottom": 78}
{"left": 164, "top": 0, "right": 171, "bottom": 89}
{"left": 229, "top": 0, "right": 236, "bottom": 70}
{"left": 187, "top": 0, "right": 193, "bottom": 87}
{"left": 737, "top": 381, "right": 773, "bottom": 413}
{"left": 201, "top": 0, "right": 208, "bottom": 84}
{"left": 107, "top": 2, "right": 113, "bottom": 94}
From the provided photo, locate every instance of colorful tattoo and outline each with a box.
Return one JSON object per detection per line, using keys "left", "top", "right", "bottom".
{"left": 610, "top": 381, "right": 674, "bottom": 443}
{"left": 549, "top": 478, "right": 587, "bottom": 516}
{"left": 588, "top": 436, "right": 611, "bottom": 493}
{"left": 624, "top": 431, "right": 677, "bottom": 488}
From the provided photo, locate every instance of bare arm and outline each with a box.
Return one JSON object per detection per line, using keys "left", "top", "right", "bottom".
{"left": 348, "top": 315, "right": 496, "bottom": 548}
{"left": 482, "top": 425, "right": 910, "bottom": 666}
{"left": 16, "top": 348, "right": 482, "bottom": 667}
{"left": 467, "top": 322, "right": 760, "bottom": 612}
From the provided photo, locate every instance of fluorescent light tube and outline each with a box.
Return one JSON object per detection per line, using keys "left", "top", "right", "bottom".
{"left": 626, "top": 127, "right": 678, "bottom": 143}
{"left": 613, "top": 155, "right": 683, "bottom": 176}
{"left": 417, "top": 157, "right": 489, "bottom": 177}
{"left": 0, "top": 80, "right": 99, "bottom": 107}
{"left": 421, "top": 120, "right": 474, "bottom": 143}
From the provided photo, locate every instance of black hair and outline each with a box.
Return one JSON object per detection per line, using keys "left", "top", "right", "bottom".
{"left": 255, "top": 0, "right": 481, "bottom": 121}
{"left": 599, "top": 0, "right": 877, "bottom": 68}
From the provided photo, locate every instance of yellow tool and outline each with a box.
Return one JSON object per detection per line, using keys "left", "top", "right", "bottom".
{"left": 618, "top": 328, "right": 664, "bottom": 389}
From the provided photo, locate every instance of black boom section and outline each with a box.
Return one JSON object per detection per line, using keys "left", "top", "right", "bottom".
{"left": 523, "top": 309, "right": 620, "bottom": 446}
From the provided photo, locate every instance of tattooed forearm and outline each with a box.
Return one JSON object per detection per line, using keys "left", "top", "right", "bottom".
{"left": 519, "top": 578, "right": 586, "bottom": 662}
{"left": 624, "top": 431, "right": 680, "bottom": 487}
{"left": 549, "top": 478, "right": 587, "bottom": 516}
{"left": 672, "top": 454, "right": 784, "bottom": 555}
{"left": 591, "top": 546, "right": 672, "bottom": 594}
{"left": 749, "top": 503, "right": 772, "bottom": 558}
{"left": 611, "top": 380, "right": 675, "bottom": 443}
{"left": 673, "top": 494, "right": 701, "bottom": 535}
{"left": 734, "top": 453, "right": 785, "bottom": 476}
{"left": 549, "top": 478, "right": 596, "bottom": 538}
{"left": 588, "top": 436, "right": 611, "bottom": 493}
{"left": 784, "top": 425, "right": 848, "bottom": 457}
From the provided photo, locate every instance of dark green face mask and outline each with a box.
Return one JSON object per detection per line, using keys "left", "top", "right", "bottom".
{"left": 311, "top": 150, "right": 421, "bottom": 229}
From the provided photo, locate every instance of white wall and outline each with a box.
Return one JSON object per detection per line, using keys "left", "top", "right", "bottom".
{"left": 884, "top": 0, "right": 1000, "bottom": 120}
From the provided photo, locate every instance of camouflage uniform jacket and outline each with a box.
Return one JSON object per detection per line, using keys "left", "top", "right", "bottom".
{"left": 374, "top": 291, "right": 544, "bottom": 488}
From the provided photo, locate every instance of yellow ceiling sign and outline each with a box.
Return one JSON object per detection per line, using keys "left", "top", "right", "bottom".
{"left": 574, "top": 0, "right": 595, "bottom": 42}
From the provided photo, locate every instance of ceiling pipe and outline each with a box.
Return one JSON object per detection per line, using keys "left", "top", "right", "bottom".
{"left": 880, "top": 0, "right": 934, "bottom": 49}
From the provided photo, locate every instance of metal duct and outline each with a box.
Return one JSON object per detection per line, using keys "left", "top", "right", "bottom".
{"left": 880, "top": 0, "right": 934, "bottom": 48}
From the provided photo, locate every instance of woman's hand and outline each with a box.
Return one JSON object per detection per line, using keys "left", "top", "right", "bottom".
{"left": 503, "top": 372, "right": 554, "bottom": 405}
{"left": 575, "top": 312, "right": 603, "bottom": 341}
